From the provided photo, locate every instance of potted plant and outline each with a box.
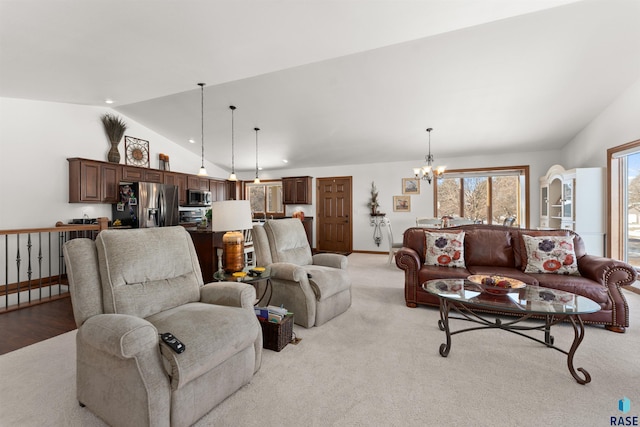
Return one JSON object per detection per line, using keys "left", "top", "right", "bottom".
{"left": 101, "top": 113, "right": 128, "bottom": 163}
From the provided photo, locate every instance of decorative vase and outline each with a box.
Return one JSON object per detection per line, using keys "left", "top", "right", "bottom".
{"left": 107, "top": 141, "right": 121, "bottom": 163}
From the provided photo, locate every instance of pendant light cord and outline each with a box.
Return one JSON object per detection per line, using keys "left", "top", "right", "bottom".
{"left": 200, "top": 83, "right": 205, "bottom": 168}
{"left": 230, "top": 106, "right": 236, "bottom": 174}
{"left": 255, "top": 127, "right": 260, "bottom": 179}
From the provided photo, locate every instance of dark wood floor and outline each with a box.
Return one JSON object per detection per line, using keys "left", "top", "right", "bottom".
{"left": 0, "top": 296, "right": 77, "bottom": 355}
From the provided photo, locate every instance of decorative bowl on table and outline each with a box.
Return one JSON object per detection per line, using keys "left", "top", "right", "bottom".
{"left": 467, "top": 274, "right": 526, "bottom": 295}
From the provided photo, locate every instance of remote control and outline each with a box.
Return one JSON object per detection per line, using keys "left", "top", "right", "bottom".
{"left": 160, "top": 333, "right": 185, "bottom": 354}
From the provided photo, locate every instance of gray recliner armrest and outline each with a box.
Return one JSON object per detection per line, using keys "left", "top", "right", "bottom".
{"left": 200, "top": 282, "right": 256, "bottom": 310}
{"left": 78, "top": 314, "right": 158, "bottom": 359}
{"left": 312, "top": 253, "right": 348, "bottom": 270}
{"left": 268, "top": 262, "right": 309, "bottom": 282}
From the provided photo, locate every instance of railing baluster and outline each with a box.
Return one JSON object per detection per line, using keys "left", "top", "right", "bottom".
{"left": 38, "top": 233, "right": 43, "bottom": 300}
{"left": 27, "top": 233, "right": 32, "bottom": 303}
{"left": 15, "top": 234, "right": 20, "bottom": 306}
{"left": 4, "top": 235, "right": 8, "bottom": 309}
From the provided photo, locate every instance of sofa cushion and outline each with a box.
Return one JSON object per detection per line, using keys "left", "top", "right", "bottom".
{"left": 147, "top": 302, "right": 259, "bottom": 391}
{"left": 522, "top": 234, "right": 579, "bottom": 275}
{"left": 302, "top": 265, "right": 351, "bottom": 301}
{"left": 527, "top": 275, "right": 610, "bottom": 308}
{"left": 464, "top": 228, "right": 515, "bottom": 268}
{"left": 424, "top": 231, "right": 466, "bottom": 268}
{"left": 419, "top": 265, "right": 471, "bottom": 285}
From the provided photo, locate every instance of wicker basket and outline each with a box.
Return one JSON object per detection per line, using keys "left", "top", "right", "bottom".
{"left": 258, "top": 314, "right": 293, "bottom": 352}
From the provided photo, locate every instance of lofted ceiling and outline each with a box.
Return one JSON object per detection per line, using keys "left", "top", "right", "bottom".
{"left": 2, "top": 0, "right": 640, "bottom": 173}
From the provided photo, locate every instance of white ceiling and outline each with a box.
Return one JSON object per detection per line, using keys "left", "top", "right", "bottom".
{"left": 2, "top": 0, "right": 640, "bottom": 173}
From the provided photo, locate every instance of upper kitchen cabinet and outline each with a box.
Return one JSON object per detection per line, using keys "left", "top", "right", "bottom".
{"left": 68, "top": 158, "right": 121, "bottom": 203}
{"left": 187, "top": 176, "right": 210, "bottom": 191}
{"left": 164, "top": 172, "right": 188, "bottom": 205}
{"left": 122, "top": 166, "right": 163, "bottom": 183}
{"left": 209, "top": 179, "right": 227, "bottom": 201}
{"left": 282, "top": 176, "right": 313, "bottom": 204}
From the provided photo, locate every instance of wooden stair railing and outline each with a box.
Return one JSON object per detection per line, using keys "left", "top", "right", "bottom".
{"left": 0, "top": 218, "right": 108, "bottom": 313}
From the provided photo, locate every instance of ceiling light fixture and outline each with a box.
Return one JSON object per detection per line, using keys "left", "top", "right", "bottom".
{"left": 254, "top": 127, "right": 261, "bottom": 184}
{"left": 104, "top": 99, "right": 114, "bottom": 104}
{"left": 228, "top": 105, "right": 237, "bottom": 181}
{"left": 197, "top": 83, "right": 208, "bottom": 176}
{"left": 413, "top": 127, "right": 445, "bottom": 184}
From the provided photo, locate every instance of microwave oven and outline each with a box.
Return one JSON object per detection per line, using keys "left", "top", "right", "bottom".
{"left": 186, "top": 189, "right": 212, "bottom": 206}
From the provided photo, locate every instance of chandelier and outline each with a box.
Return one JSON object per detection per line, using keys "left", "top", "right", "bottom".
{"left": 413, "top": 127, "right": 445, "bottom": 183}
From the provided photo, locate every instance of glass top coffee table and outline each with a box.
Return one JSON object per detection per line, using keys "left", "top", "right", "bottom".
{"left": 423, "top": 278, "right": 601, "bottom": 384}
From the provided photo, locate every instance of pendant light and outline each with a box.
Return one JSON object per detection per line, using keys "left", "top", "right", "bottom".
{"left": 197, "top": 83, "right": 208, "bottom": 176}
{"left": 413, "top": 127, "right": 445, "bottom": 184}
{"left": 254, "top": 127, "right": 261, "bottom": 184}
{"left": 228, "top": 105, "right": 237, "bottom": 181}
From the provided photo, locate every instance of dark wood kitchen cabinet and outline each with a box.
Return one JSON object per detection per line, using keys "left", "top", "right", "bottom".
{"left": 283, "top": 176, "right": 313, "bottom": 204}
{"left": 187, "top": 176, "right": 210, "bottom": 191}
{"left": 122, "top": 166, "right": 163, "bottom": 183}
{"left": 68, "top": 158, "right": 121, "bottom": 203}
{"left": 209, "top": 179, "right": 227, "bottom": 201}
{"left": 164, "top": 172, "right": 187, "bottom": 205}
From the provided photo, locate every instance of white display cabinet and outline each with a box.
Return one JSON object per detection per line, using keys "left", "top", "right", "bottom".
{"left": 539, "top": 164, "right": 604, "bottom": 256}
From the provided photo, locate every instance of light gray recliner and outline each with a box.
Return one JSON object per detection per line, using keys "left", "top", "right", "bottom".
{"left": 63, "top": 226, "right": 262, "bottom": 427}
{"left": 252, "top": 218, "right": 351, "bottom": 328}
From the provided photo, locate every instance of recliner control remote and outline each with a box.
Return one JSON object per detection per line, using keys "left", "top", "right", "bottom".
{"left": 160, "top": 333, "right": 185, "bottom": 354}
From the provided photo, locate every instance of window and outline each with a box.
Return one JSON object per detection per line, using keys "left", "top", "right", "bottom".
{"left": 435, "top": 166, "right": 529, "bottom": 227}
{"left": 245, "top": 181, "right": 284, "bottom": 218}
{"left": 608, "top": 139, "right": 640, "bottom": 273}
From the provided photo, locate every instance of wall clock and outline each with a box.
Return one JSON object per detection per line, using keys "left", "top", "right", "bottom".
{"left": 125, "top": 136, "right": 150, "bottom": 168}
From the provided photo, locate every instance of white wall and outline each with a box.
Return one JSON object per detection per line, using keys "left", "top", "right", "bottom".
{"left": 0, "top": 97, "right": 227, "bottom": 228}
{"left": 4, "top": 91, "right": 628, "bottom": 253}
{"left": 240, "top": 149, "right": 561, "bottom": 252}
{"left": 560, "top": 77, "right": 640, "bottom": 168}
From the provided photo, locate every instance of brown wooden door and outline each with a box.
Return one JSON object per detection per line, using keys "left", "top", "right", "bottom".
{"left": 316, "top": 177, "right": 352, "bottom": 253}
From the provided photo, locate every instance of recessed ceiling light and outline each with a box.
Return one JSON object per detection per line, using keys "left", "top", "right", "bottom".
{"left": 282, "top": 159, "right": 288, "bottom": 163}
{"left": 258, "top": 167, "right": 263, "bottom": 171}
{"left": 188, "top": 139, "right": 196, "bottom": 144}
{"left": 104, "top": 99, "right": 114, "bottom": 104}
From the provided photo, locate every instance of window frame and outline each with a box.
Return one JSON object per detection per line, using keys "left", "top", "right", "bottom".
{"left": 244, "top": 180, "right": 285, "bottom": 218}
{"left": 433, "top": 165, "right": 530, "bottom": 228}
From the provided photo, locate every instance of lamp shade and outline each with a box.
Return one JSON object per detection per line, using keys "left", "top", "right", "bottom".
{"left": 210, "top": 200, "right": 253, "bottom": 232}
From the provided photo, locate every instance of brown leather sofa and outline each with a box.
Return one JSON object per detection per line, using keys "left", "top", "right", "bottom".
{"left": 395, "top": 224, "right": 637, "bottom": 332}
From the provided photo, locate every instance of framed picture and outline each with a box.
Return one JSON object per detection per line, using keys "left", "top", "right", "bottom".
{"left": 402, "top": 178, "right": 420, "bottom": 194}
{"left": 393, "top": 195, "right": 411, "bottom": 212}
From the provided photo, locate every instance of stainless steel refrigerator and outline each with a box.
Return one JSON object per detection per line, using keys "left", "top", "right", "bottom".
{"left": 112, "top": 182, "right": 179, "bottom": 228}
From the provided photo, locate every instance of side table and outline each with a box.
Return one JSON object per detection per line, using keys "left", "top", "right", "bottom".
{"left": 213, "top": 267, "right": 272, "bottom": 306}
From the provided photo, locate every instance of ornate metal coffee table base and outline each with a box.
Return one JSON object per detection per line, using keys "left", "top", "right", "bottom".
{"left": 436, "top": 299, "right": 592, "bottom": 385}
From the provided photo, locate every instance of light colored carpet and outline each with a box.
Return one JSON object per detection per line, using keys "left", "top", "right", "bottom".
{"left": 1, "top": 253, "right": 639, "bottom": 426}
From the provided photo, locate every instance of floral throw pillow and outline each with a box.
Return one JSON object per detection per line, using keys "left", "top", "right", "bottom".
{"left": 522, "top": 234, "right": 579, "bottom": 275}
{"left": 424, "top": 231, "right": 466, "bottom": 268}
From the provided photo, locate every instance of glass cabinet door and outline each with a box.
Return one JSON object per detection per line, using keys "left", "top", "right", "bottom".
{"left": 541, "top": 186, "right": 548, "bottom": 216}
{"left": 562, "top": 181, "right": 573, "bottom": 218}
